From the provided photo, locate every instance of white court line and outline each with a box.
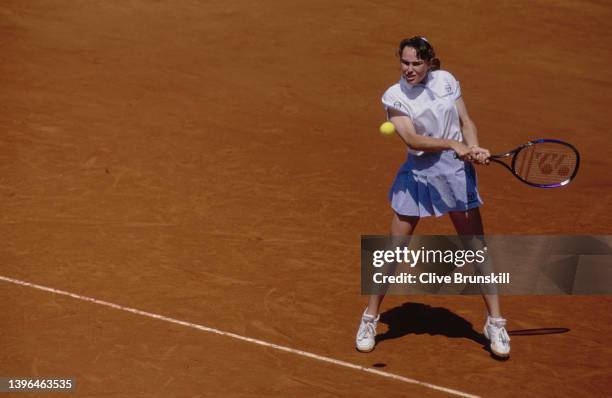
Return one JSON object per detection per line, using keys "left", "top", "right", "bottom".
{"left": 0, "top": 275, "right": 480, "bottom": 398}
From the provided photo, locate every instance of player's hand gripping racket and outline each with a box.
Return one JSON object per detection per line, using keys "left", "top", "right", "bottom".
{"left": 489, "top": 139, "right": 580, "bottom": 188}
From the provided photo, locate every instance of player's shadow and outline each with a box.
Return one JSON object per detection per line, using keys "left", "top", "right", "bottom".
{"left": 377, "top": 302, "right": 491, "bottom": 355}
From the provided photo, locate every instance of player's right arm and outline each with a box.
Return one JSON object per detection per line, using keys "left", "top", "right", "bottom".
{"left": 388, "top": 108, "right": 472, "bottom": 158}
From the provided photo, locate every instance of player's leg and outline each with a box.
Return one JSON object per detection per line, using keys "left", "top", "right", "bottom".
{"left": 357, "top": 212, "right": 418, "bottom": 352}
{"left": 365, "top": 212, "right": 419, "bottom": 316}
{"left": 448, "top": 208, "right": 500, "bottom": 316}
{"left": 449, "top": 208, "right": 510, "bottom": 357}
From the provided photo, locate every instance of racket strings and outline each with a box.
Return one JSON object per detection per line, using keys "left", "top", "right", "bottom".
{"left": 513, "top": 142, "right": 578, "bottom": 186}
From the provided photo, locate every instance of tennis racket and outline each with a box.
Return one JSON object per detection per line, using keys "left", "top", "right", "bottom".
{"left": 488, "top": 139, "right": 580, "bottom": 188}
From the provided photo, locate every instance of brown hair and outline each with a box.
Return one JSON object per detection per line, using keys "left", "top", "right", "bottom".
{"left": 398, "top": 36, "right": 441, "bottom": 70}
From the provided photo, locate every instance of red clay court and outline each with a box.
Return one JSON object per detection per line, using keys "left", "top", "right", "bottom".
{"left": 1, "top": 1, "right": 611, "bottom": 397}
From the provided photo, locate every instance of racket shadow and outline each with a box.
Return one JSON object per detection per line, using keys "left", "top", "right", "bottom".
{"left": 508, "top": 328, "right": 570, "bottom": 336}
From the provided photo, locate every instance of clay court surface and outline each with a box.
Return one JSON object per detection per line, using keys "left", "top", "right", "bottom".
{"left": 1, "top": 1, "right": 612, "bottom": 397}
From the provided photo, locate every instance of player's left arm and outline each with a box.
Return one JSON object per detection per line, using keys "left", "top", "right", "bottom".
{"left": 456, "top": 98, "right": 490, "bottom": 163}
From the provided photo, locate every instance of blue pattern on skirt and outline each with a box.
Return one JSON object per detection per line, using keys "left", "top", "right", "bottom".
{"left": 389, "top": 150, "right": 483, "bottom": 217}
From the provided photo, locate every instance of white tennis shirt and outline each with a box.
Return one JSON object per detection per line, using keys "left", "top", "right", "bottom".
{"left": 382, "top": 70, "right": 463, "bottom": 155}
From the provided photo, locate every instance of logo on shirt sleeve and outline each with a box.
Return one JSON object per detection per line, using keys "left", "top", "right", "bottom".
{"left": 444, "top": 83, "right": 453, "bottom": 95}
{"left": 393, "top": 101, "right": 403, "bottom": 110}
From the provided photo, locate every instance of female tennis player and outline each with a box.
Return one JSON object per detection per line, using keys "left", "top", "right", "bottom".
{"left": 356, "top": 36, "right": 511, "bottom": 358}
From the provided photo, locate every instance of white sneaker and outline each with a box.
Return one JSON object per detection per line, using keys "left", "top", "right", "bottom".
{"left": 356, "top": 310, "right": 379, "bottom": 353}
{"left": 483, "top": 316, "right": 511, "bottom": 358}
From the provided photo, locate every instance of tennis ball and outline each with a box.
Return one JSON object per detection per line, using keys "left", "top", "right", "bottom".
{"left": 379, "top": 121, "right": 395, "bottom": 136}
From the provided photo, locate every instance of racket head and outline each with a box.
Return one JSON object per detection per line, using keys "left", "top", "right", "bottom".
{"left": 503, "top": 139, "right": 580, "bottom": 188}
